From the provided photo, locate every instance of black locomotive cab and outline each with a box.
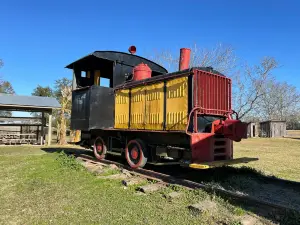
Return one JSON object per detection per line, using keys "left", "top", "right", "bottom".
{"left": 66, "top": 51, "right": 168, "bottom": 132}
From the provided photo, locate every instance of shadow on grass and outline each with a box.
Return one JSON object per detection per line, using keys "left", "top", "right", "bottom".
{"left": 180, "top": 165, "right": 300, "bottom": 186}
{"left": 283, "top": 135, "right": 300, "bottom": 140}
{"left": 42, "top": 147, "right": 92, "bottom": 156}
{"left": 42, "top": 147, "right": 128, "bottom": 166}
{"left": 41, "top": 146, "right": 300, "bottom": 224}
{"left": 285, "top": 137, "right": 300, "bottom": 140}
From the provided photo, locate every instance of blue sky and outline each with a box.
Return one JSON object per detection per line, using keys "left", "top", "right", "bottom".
{"left": 1, "top": 0, "right": 300, "bottom": 97}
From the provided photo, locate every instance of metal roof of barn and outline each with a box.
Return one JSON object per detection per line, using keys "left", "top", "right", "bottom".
{"left": 0, "top": 94, "right": 60, "bottom": 112}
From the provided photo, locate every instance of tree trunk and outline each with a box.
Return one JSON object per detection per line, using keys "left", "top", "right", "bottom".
{"left": 70, "top": 130, "right": 75, "bottom": 142}
{"left": 59, "top": 109, "right": 66, "bottom": 145}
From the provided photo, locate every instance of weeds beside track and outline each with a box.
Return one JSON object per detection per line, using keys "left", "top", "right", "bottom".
{"left": 72, "top": 151, "right": 300, "bottom": 225}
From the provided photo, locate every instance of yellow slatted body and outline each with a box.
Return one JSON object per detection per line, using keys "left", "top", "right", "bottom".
{"left": 114, "top": 89, "right": 129, "bottom": 128}
{"left": 130, "top": 86, "right": 146, "bottom": 129}
{"left": 113, "top": 76, "right": 189, "bottom": 131}
{"left": 145, "top": 82, "right": 164, "bottom": 130}
{"left": 166, "top": 77, "right": 188, "bottom": 130}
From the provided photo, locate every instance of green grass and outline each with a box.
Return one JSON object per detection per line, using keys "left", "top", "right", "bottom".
{"left": 234, "top": 137, "right": 300, "bottom": 182}
{"left": 286, "top": 130, "right": 300, "bottom": 137}
{"left": 0, "top": 146, "right": 254, "bottom": 225}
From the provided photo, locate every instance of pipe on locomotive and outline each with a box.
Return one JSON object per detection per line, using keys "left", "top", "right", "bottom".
{"left": 179, "top": 48, "right": 191, "bottom": 71}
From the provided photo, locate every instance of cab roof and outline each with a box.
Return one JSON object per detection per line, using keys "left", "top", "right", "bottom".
{"left": 65, "top": 51, "right": 168, "bottom": 74}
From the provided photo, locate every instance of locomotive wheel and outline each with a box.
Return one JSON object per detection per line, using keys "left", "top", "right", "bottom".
{"left": 125, "top": 139, "right": 148, "bottom": 168}
{"left": 93, "top": 137, "right": 107, "bottom": 160}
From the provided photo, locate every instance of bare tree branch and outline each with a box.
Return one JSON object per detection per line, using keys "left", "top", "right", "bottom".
{"left": 189, "top": 43, "right": 238, "bottom": 74}
{"left": 147, "top": 45, "right": 297, "bottom": 121}
{"left": 233, "top": 57, "right": 279, "bottom": 119}
{"left": 258, "top": 80, "right": 300, "bottom": 120}
{"left": 148, "top": 43, "right": 238, "bottom": 75}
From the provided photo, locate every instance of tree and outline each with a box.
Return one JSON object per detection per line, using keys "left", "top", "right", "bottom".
{"left": 286, "top": 113, "right": 300, "bottom": 130}
{"left": 54, "top": 78, "right": 72, "bottom": 145}
{"left": 149, "top": 43, "right": 237, "bottom": 75}
{"left": 0, "top": 81, "right": 15, "bottom": 95}
{"left": 233, "top": 57, "right": 279, "bottom": 119}
{"left": 0, "top": 58, "right": 14, "bottom": 95}
{"left": 32, "top": 85, "right": 53, "bottom": 97}
{"left": 0, "top": 59, "right": 15, "bottom": 117}
{"left": 149, "top": 44, "right": 279, "bottom": 119}
{"left": 31, "top": 85, "right": 54, "bottom": 119}
{"left": 257, "top": 80, "right": 300, "bottom": 121}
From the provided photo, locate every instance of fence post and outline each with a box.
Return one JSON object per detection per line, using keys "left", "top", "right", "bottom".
{"left": 48, "top": 111, "right": 52, "bottom": 146}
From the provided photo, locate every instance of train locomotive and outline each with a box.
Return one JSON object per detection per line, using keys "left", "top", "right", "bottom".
{"left": 66, "top": 46, "right": 257, "bottom": 169}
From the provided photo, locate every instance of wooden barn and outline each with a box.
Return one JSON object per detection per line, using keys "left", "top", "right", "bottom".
{"left": 0, "top": 118, "right": 46, "bottom": 145}
{"left": 0, "top": 94, "right": 60, "bottom": 145}
{"left": 247, "top": 122, "right": 260, "bottom": 138}
{"left": 259, "top": 120, "right": 286, "bottom": 138}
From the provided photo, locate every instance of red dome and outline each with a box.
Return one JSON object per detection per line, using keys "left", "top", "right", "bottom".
{"left": 132, "top": 63, "right": 152, "bottom": 81}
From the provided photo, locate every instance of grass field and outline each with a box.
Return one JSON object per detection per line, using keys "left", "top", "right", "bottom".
{"left": 234, "top": 137, "right": 300, "bottom": 182}
{"left": 286, "top": 130, "right": 300, "bottom": 137}
{"left": 0, "top": 136, "right": 300, "bottom": 224}
{"left": 0, "top": 146, "right": 264, "bottom": 225}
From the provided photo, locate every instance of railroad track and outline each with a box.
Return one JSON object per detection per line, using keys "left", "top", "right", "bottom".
{"left": 71, "top": 152, "right": 300, "bottom": 220}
